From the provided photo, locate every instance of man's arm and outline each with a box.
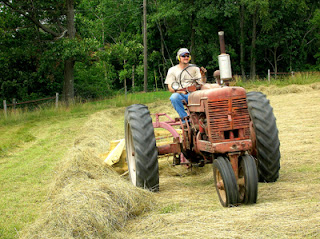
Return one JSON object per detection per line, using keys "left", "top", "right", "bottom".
{"left": 168, "top": 83, "right": 175, "bottom": 93}
{"left": 166, "top": 66, "right": 188, "bottom": 94}
{"left": 168, "top": 83, "right": 188, "bottom": 94}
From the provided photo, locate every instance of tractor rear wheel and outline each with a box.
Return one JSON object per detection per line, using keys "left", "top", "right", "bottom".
{"left": 124, "top": 104, "right": 159, "bottom": 192}
{"left": 238, "top": 155, "right": 258, "bottom": 204}
{"left": 247, "top": 91, "right": 281, "bottom": 182}
{"left": 213, "top": 156, "right": 238, "bottom": 207}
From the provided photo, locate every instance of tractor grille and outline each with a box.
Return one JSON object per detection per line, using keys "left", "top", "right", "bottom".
{"left": 207, "top": 97, "right": 250, "bottom": 143}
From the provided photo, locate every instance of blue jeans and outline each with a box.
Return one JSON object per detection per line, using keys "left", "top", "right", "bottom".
{"left": 170, "top": 93, "right": 190, "bottom": 122}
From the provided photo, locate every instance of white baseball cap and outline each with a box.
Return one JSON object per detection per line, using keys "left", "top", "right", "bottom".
{"left": 176, "top": 48, "right": 190, "bottom": 60}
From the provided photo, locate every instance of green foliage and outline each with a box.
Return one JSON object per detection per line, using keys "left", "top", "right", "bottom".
{"left": 74, "top": 61, "right": 114, "bottom": 99}
{"left": 0, "top": 0, "right": 319, "bottom": 103}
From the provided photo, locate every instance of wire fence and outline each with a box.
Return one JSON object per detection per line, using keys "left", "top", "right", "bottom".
{"left": 267, "top": 69, "right": 296, "bottom": 82}
{"left": 2, "top": 93, "right": 59, "bottom": 118}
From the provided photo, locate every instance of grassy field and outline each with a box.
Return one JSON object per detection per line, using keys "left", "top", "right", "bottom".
{"left": 0, "top": 79, "right": 320, "bottom": 238}
{"left": 0, "top": 109, "right": 91, "bottom": 238}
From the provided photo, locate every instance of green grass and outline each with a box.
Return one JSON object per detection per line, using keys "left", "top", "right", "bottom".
{"left": 0, "top": 91, "right": 171, "bottom": 125}
{"left": 0, "top": 110, "right": 92, "bottom": 238}
{"left": 0, "top": 90, "right": 172, "bottom": 163}
{"left": 0, "top": 91, "right": 172, "bottom": 154}
{"left": 234, "top": 71, "right": 320, "bottom": 88}
{"left": 159, "top": 203, "right": 181, "bottom": 214}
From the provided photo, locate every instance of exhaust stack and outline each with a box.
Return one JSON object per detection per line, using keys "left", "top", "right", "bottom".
{"left": 218, "top": 31, "right": 232, "bottom": 81}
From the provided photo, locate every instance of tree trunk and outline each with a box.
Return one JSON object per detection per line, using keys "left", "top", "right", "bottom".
{"left": 132, "top": 65, "right": 135, "bottom": 92}
{"left": 124, "top": 60, "right": 127, "bottom": 95}
{"left": 103, "top": 62, "right": 111, "bottom": 90}
{"left": 273, "top": 46, "right": 278, "bottom": 77}
{"left": 287, "top": 39, "right": 293, "bottom": 72}
{"left": 63, "top": 0, "right": 76, "bottom": 103}
{"left": 190, "top": 1, "right": 196, "bottom": 64}
{"left": 158, "top": 22, "right": 166, "bottom": 64}
{"left": 154, "top": 69, "right": 158, "bottom": 91}
{"left": 157, "top": 21, "right": 169, "bottom": 76}
{"left": 143, "top": 0, "right": 148, "bottom": 92}
{"left": 240, "top": 4, "right": 246, "bottom": 80}
{"left": 190, "top": 25, "right": 195, "bottom": 64}
{"left": 158, "top": 64, "right": 165, "bottom": 89}
{"left": 250, "top": 9, "right": 257, "bottom": 80}
{"left": 154, "top": 0, "right": 173, "bottom": 68}
{"left": 63, "top": 59, "right": 75, "bottom": 102}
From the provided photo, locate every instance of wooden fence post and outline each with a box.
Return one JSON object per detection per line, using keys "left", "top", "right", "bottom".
{"left": 268, "top": 69, "right": 270, "bottom": 83}
{"left": 13, "top": 98, "right": 16, "bottom": 112}
{"left": 3, "top": 100, "right": 7, "bottom": 118}
{"left": 55, "top": 93, "right": 59, "bottom": 109}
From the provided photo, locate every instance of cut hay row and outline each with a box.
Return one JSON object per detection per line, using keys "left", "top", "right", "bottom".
{"left": 20, "top": 111, "right": 154, "bottom": 238}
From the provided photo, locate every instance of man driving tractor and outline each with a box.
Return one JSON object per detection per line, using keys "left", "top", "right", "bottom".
{"left": 164, "top": 48, "right": 206, "bottom": 123}
{"left": 125, "top": 32, "right": 280, "bottom": 207}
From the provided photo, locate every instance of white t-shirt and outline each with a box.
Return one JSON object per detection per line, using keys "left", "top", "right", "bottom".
{"left": 165, "top": 65, "right": 201, "bottom": 89}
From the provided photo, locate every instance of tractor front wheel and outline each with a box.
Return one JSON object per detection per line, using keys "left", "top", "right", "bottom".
{"left": 213, "top": 156, "right": 238, "bottom": 207}
{"left": 125, "top": 104, "right": 159, "bottom": 192}
{"left": 238, "top": 155, "right": 258, "bottom": 204}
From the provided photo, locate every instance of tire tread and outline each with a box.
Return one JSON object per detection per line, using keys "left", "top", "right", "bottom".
{"left": 247, "top": 92, "right": 281, "bottom": 182}
{"left": 125, "top": 104, "right": 159, "bottom": 191}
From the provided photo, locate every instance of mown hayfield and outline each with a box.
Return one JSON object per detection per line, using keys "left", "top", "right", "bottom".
{"left": 119, "top": 86, "right": 320, "bottom": 239}
{"left": 1, "top": 83, "right": 320, "bottom": 238}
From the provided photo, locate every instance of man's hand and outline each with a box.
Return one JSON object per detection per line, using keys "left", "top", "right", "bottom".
{"left": 168, "top": 84, "right": 176, "bottom": 93}
{"left": 200, "top": 67, "right": 207, "bottom": 83}
{"left": 177, "top": 90, "right": 188, "bottom": 94}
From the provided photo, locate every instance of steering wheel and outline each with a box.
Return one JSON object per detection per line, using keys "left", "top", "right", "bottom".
{"left": 172, "top": 64, "right": 201, "bottom": 91}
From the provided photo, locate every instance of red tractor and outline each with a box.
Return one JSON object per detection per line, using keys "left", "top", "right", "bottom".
{"left": 124, "top": 32, "right": 280, "bottom": 207}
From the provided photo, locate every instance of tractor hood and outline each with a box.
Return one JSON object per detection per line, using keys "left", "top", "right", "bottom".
{"left": 188, "top": 86, "right": 247, "bottom": 112}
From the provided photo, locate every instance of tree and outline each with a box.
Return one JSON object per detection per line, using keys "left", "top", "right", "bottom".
{"left": 143, "top": 0, "right": 148, "bottom": 92}
{"left": 0, "top": 2, "right": 63, "bottom": 102}
{"left": 239, "top": 2, "right": 246, "bottom": 79}
{"left": 76, "top": 0, "right": 144, "bottom": 92}
{"left": 241, "top": 0, "right": 269, "bottom": 80}
{"left": 260, "top": 0, "right": 319, "bottom": 73}
{"left": 64, "top": 0, "right": 76, "bottom": 102}
{"left": 1, "top": 0, "right": 76, "bottom": 103}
